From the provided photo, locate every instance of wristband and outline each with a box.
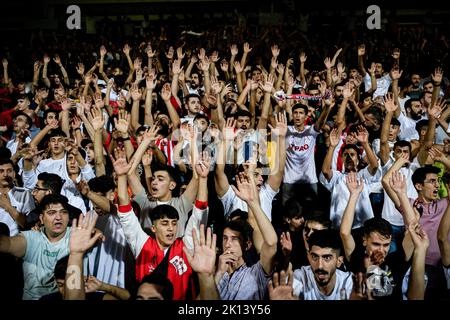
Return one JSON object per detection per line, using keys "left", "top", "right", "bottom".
{"left": 195, "top": 200, "right": 208, "bottom": 210}
{"left": 118, "top": 203, "right": 132, "bottom": 213}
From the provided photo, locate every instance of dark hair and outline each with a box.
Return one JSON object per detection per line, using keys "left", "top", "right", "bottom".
{"left": 0, "top": 158, "right": 15, "bottom": 167}
{"left": 43, "top": 109, "right": 60, "bottom": 121}
{"left": 228, "top": 209, "right": 249, "bottom": 221}
{"left": 12, "top": 111, "right": 33, "bottom": 128}
{"left": 153, "top": 165, "right": 181, "bottom": 195}
{"left": 149, "top": 204, "right": 179, "bottom": 222}
{"left": 223, "top": 219, "right": 254, "bottom": 250}
{"left": 193, "top": 112, "right": 210, "bottom": 124}
{"left": 233, "top": 109, "right": 252, "bottom": 119}
{"left": 184, "top": 94, "right": 201, "bottom": 104}
{"left": 342, "top": 144, "right": 361, "bottom": 157}
{"left": 37, "top": 172, "right": 63, "bottom": 194}
{"left": 54, "top": 255, "right": 69, "bottom": 280}
{"left": 365, "top": 107, "right": 383, "bottom": 124}
{"left": 292, "top": 103, "right": 308, "bottom": 114}
{"left": 411, "top": 165, "right": 441, "bottom": 187}
{"left": 47, "top": 128, "right": 67, "bottom": 139}
{"left": 284, "top": 198, "right": 304, "bottom": 220}
{"left": 88, "top": 175, "right": 115, "bottom": 194}
{"left": 38, "top": 194, "right": 70, "bottom": 215}
{"left": 138, "top": 274, "right": 174, "bottom": 300}
{"left": 0, "top": 147, "right": 12, "bottom": 160}
{"left": 363, "top": 218, "right": 393, "bottom": 239}
{"left": 304, "top": 212, "right": 331, "bottom": 229}
{"left": 390, "top": 117, "right": 401, "bottom": 127}
{"left": 415, "top": 119, "right": 429, "bottom": 134}
{"left": 80, "top": 138, "right": 93, "bottom": 150}
{"left": 308, "top": 229, "right": 342, "bottom": 255}
{"left": 404, "top": 98, "right": 421, "bottom": 111}
{"left": 393, "top": 140, "right": 411, "bottom": 154}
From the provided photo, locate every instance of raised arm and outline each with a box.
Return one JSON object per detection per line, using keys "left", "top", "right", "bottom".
{"left": 388, "top": 170, "right": 419, "bottom": 227}
{"left": 381, "top": 156, "right": 409, "bottom": 208}
{"left": 89, "top": 106, "right": 106, "bottom": 176}
{"left": 380, "top": 93, "right": 398, "bottom": 165}
{"left": 42, "top": 55, "right": 51, "bottom": 88}
{"left": 214, "top": 118, "right": 235, "bottom": 197}
{"left": 267, "top": 112, "right": 287, "bottom": 191}
{"left": 357, "top": 44, "right": 367, "bottom": 77}
{"left": 233, "top": 173, "right": 277, "bottom": 274}
{"left": 65, "top": 212, "right": 103, "bottom": 300}
{"left": 53, "top": 55, "right": 70, "bottom": 86}
{"left": 354, "top": 125, "right": 378, "bottom": 175}
{"left": 407, "top": 222, "right": 429, "bottom": 300}
{"left": 340, "top": 172, "right": 363, "bottom": 261}
{"left": 321, "top": 128, "right": 341, "bottom": 181}
{"left": 160, "top": 83, "right": 180, "bottom": 130}
{"left": 438, "top": 192, "right": 450, "bottom": 267}
{"left": 299, "top": 52, "right": 307, "bottom": 87}
{"left": 257, "top": 74, "right": 274, "bottom": 130}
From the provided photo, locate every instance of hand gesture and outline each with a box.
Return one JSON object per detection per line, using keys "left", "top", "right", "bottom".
{"left": 299, "top": 52, "right": 307, "bottom": 63}
{"left": 77, "top": 179, "right": 90, "bottom": 197}
{"left": 43, "top": 54, "right": 51, "bottom": 64}
{"left": 172, "top": 59, "right": 183, "bottom": 75}
{"left": 262, "top": 74, "right": 274, "bottom": 93}
{"left": 2, "top": 58, "right": 8, "bottom": 68}
{"left": 353, "top": 125, "right": 369, "bottom": 144}
{"left": 61, "top": 98, "right": 72, "bottom": 111}
{"left": 268, "top": 112, "right": 288, "bottom": 137}
{"left": 130, "top": 83, "right": 142, "bottom": 101}
{"left": 384, "top": 93, "right": 398, "bottom": 112}
{"left": 276, "top": 63, "right": 285, "bottom": 75}
{"left": 233, "top": 61, "right": 243, "bottom": 74}
{"left": 114, "top": 110, "right": 130, "bottom": 134}
{"left": 428, "top": 146, "right": 447, "bottom": 162}
{"left": 160, "top": 83, "right": 172, "bottom": 101}
{"left": 176, "top": 46, "right": 185, "bottom": 60}
{"left": 243, "top": 42, "right": 252, "bottom": 53}
{"left": 271, "top": 44, "right": 280, "bottom": 58}
{"left": 110, "top": 147, "right": 133, "bottom": 176}
{"left": 391, "top": 48, "right": 401, "bottom": 60}
{"left": 268, "top": 265, "right": 297, "bottom": 300}
{"left": 146, "top": 44, "right": 156, "bottom": 58}
{"left": 210, "top": 51, "right": 220, "bottom": 63}
{"left": 342, "top": 83, "right": 354, "bottom": 99}
{"left": 408, "top": 222, "right": 430, "bottom": 251}
{"left": 230, "top": 44, "right": 238, "bottom": 56}
{"left": 99, "top": 45, "right": 107, "bottom": 57}
{"left": 389, "top": 170, "right": 407, "bottom": 195}
{"left": 280, "top": 232, "right": 292, "bottom": 256}
{"left": 183, "top": 224, "right": 217, "bottom": 275}
{"left": 286, "top": 58, "right": 294, "bottom": 68}
{"left": 142, "top": 149, "right": 153, "bottom": 167}
{"left": 142, "top": 124, "right": 159, "bottom": 144}
{"left": 232, "top": 172, "right": 256, "bottom": 204}
{"left": 390, "top": 68, "right": 403, "bottom": 81}
{"left": 190, "top": 54, "right": 198, "bottom": 64}
{"left": 195, "top": 151, "right": 211, "bottom": 178}
{"left": 431, "top": 67, "right": 443, "bottom": 85}
{"left": 76, "top": 63, "right": 85, "bottom": 75}
{"left": 367, "top": 63, "right": 376, "bottom": 75}
{"left": 70, "top": 212, "right": 103, "bottom": 255}
{"left": 324, "top": 57, "right": 333, "bottom": 69}
{"left": 337, "top": 62, "right": 345, "bottom": 74}
{"left": 33, "top": 61, "right": 41, "bottom": 72}
{"left": 85, "top": 276, "right": 103, "bottom": 293}
{"left": 329, "top": 128, "right": 341, "bottom": 148}
{"left": 89, "top": 107, "right": 105, "bottom": 131}
{"left": 165, "top": 46, "right": 174, "bottom": 60}
{"left": 220, "top": 59, "right": 229, "bottom": 72}
{"left": 345, "top": 171, "right": 364, "bottom": 195}
{"left": 357, "top": 44, "right": 366, "bottom": 56}
{"left": 223, "top": 118, "right": 236, "bottom": 140}
{"left": 71, "top": 116, "right": 82, "bottom": 130}
{"left": 428, "top": 97, "right": 447, "bottom": 120}
{"left": 210, "top": 75, "right": 221, "bottom": 95}
{"left": 122, "top": 44, "right": 131, "bottom": 56}
{"left": 197, "top": 56, "right": 211, "bottom": 72}
{"left": 46, "top": 118, "right": 59, "bottom": 130}
{"left": 146, "top": 75, "right": 157, "bottom": 91}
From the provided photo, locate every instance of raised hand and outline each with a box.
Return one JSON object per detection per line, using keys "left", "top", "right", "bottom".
{"left": 145, "top": 74, "right": 157, "bottom": 91}
{"left": 428, "top": 146, "right": 447, "bottom": 162}
{"left": 210, "top": 51, "right": 220, "bottom": 63}
{"left": 232, "top": 172, "right": 256, "bottom": 204}
{"left": 146, "top": 44, "right": 156, "bottom": 58}
{"left": 428, "top": 97, "right": 447, "bottom": 120}
{"left": 160, "top": 83, "right": 172, "bottom": 101}
{"left": 353, "top": 125, "right": 369, "bottom": 144}
{"left": 71, "top": 116, "right": 82, "bottom": 130}
{"left": 431, "top": 67, "right": 443, "bottom": 85}
{"left": 243, "top": 42, "right": 252, "bottom": 53}
{"left": 195, "top": 151, "right": 212, "bottom": 178}
{"left": 271, "top": 44, "right": 280, "bottom": 58}
{"left": 268, "top": 265, "right": 297, "bottom": 300}
{"left": 233, "top": 61, "right": 243, "bottom": 74}
{"left": 268, "top": 112, "right": 288, "bottom": 137}
{"left": 61, "top": 98, "right": 73, "bottom": 111}
{"left": 389, "top": 170, "right": 407, "bottom": 195}
{"left": 141, "top": 149, "right": 153, "bottom": 167}
{"left": 99, "top": 45, "right": 107, "bottom": 57}
{"left": 90, "top": 107, "right": 105, "bottom": 131}
{"left": 223, "top": 118, "right": 236, "bottom": 140}
{"left": 324, "top": 57, "right": 333, "bottom": 69}
{"left": 77, "top": 179, "right": 90, "bottom": 197}
{"left": 408, "top": 222, "right": 430, "bottom": 251}
{"left": 2, "top": 58, "right": 8, "bottom": 68}
{"left": 276, "top": 63, "right": 285, "bottom": 75}
{"left": 33, "top": 61, "right": 41, "bottom": 72}
{"left": 176, "top": 46, "right": 185, "bottom": 60}
{"left": 197, "top": 56, "right": 211, "bottom": 72}
{"left": 76, "top": 63, "right": 85, "bottom": 76}
{"left": 172, "top": 59, "right": 183, "bottom": 75}
{"left": 122, "top": 44, "right": 131, "bottom": 56}
{"left": 183, "top": 224, "right": 217, "bottom": 275}
{"left": 384, "top": 93, "right": 398, "bottom": 112}
{"left": 142, "top": 124, "right": 159, "bottom": 144}
{"left": 391, "top": 48, "right": 401, "bottom": 60}
{"left": 299, "top": 52, "right": 307, "bottom": 63}
{"left": 329, "top": 128, "right": 341, "bottom": 148}
{"left": 367, "top": 63, "right": 376, "bottom": 75}
{"left": 345, "top": 171, "right": 364, "bottom": 195}
{"left": 220, "top": 59, "right": 229, "bottom": 73}
{"left": 337, "top": 62, "right": 345, "bottom": 74}
{"left": 342, "top": 83, "right": 354, "bottom": 99}
{"left": 230, "top": 44, "right": 238, "bottom": 56}
{"left": 43, "top": 54, "right": 51, "bottom": 64}
{"left": 114, "top": 110, "right": 130, "bottom": 135}
{"left": 210, "top": 75, "right": 221, "bottom": 95}
{"left": 280, "top": 232, "right": 292, "bottom": 256}
{"left": 110, "top": 146, "right": 133, "bottom": 176}
{"left": 130, "top": 83, "right": 142, "bottom": 101}
{"left": 262, "top": 74, "right": 275, "bottom": 93}
{"left": 70, "top": 212, "right": 104, "bottom": 255}
{"left": 357, "top": 44, "right": 366, "bottom": 56}
{"left": 85, "top": 276, "right": 103, "bottom": 293}
{"left": 390, "top": 68, "right": 403, "bottom": 81}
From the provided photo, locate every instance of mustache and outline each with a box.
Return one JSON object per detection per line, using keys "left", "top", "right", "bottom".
{"left": 315, "top": 269, "right": 328, "bottom": 275}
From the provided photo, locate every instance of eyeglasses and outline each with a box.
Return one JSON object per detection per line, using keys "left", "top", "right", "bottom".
{"left": 423, "top": 179, "right": 440, "bottom": 185}
{"left": 33, "top": 186, "right": 49, "bottom": 192}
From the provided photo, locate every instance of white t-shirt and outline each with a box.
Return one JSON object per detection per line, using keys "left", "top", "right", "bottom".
{"left": 319, "top": 167, "right": 380, "bottom": 229}
{"left": 284, "top": 125, "right": 319, "bottom": 184}
{"left": 6, "top": 137, "right": 31, "bottom": 155}
{"left": 219, "top": 184, "right": 277, "bottom": 221}
{"left": 364, "top": 73, "right": 392, "bottom": 98}
{"left": 381, "top": 159, "right": 419, "bottom": 226}
{"left": 0, "top": 188, "right": 35, "bottom": 236}
{"left": 397, "top": 112, "right": 420, "bottom": 142}
{"left": 293, "top": 265, "right": 353, "bottom": 300}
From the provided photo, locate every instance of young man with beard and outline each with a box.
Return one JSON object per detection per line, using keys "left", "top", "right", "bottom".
{"left": 320, "top": 125, "right": 380, "bottom": 229}
{"left": 215, "top": 172, "right": 278, "bottom": 300}
{"left": 6, "top": 111, "right": 33, "bottom": 155}
{"left": 0, "top": 194, "right": 72, "bottom": 299}
{"left": 282, "top": 101, "right": 330, "bottom": 206}
{"left": 340, "top": 172, "right": 407, "bottom": 299}
{"left": 292, "top": 229, "right": 353, "bottom": 300}
{"left": 114, "top": 149, "right": 210, "bottom": 300}
{"left": 215, "top": 113, "right": 287, "bottom": 221}
{"left": 181, "top": 94, "right": 203, "bottom": 126}
{"left": 0, "top": 158, "right": 35, "bottom": 236}
{"left": 397, "top": 98, "right": 424, "bottom": 142}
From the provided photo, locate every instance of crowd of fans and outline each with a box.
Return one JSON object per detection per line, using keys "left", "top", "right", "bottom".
{"left": 0, "top": 13, "right": 450, "bottom": 301}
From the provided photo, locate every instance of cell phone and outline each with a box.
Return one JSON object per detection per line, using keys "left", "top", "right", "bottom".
{"left": 244, "top": 141, "right": 252, "bottom": 161}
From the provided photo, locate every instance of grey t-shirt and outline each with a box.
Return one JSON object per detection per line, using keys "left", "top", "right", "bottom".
{"left": 21, "top": 227, "right": 71, "bottom": 300}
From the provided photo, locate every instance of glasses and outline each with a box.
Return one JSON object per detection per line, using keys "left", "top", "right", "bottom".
{"left": 33, "top": 186, "right": 49, "bottom": 192}
{"left": 423, "top": 179, "right": 440, "bottom": 185}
